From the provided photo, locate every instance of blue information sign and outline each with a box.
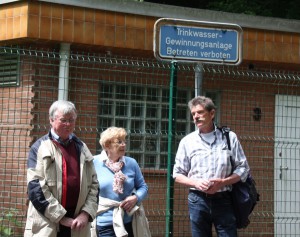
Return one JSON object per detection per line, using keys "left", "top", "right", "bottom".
{"left": 154, "top": 18, "right": 243, "bottom": 65}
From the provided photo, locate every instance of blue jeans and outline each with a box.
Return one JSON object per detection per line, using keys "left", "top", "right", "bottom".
{"left": 188, "top": 190, "right": 237, "bottom": 237}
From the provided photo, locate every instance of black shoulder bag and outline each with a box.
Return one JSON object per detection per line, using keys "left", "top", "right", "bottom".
{"left": 220, "top": 126, "right": 260, "bottom": 229}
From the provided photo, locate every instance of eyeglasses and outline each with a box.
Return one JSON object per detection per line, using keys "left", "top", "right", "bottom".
{"left": 58, "top": 118, "right": 75, "bottom": 124}
{"left": 113, "top": 140, "right": 127, "bottom": 145}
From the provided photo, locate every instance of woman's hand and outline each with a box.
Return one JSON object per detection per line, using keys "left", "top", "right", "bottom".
{"left": 120, "top": 195, "right": 138, "bottom": 212}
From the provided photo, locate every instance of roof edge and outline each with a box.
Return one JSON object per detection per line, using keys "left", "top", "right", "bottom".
{"left": 2, "top": 0, "right": 300, "bottom": 33}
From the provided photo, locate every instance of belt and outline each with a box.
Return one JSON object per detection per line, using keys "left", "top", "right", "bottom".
{"left": 189, "top": 189, "right": 230, "bottom": 199}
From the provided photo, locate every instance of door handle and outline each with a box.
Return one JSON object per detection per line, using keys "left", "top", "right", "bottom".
{"left": 279, "top": 165, "right": 288, "bottom": 180}
{"left": 280, "top": 165, "right": 288, "bottom": 171}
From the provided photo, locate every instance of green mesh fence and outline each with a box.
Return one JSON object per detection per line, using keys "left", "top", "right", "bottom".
{"left": 0, "top": 45, "right": 300, "bottom": 236}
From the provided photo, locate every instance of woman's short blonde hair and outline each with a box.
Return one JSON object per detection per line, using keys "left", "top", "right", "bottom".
{"left": 99, "top": 126, "right": 127, "bottom": 148}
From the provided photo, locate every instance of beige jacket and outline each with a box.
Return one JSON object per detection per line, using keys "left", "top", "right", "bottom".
{"left": 91, "top": 197, "right": 151, "bottom": 237}
{"left": 24, "top": 135, "right": 99, "bottom": 237}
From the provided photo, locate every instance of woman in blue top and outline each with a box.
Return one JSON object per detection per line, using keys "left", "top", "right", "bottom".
{"left": 94, "top": 126, "right": 148, "bottom": 237}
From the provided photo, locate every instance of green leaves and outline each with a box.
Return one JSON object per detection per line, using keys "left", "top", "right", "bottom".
{"left": 0, "top": 208, "right": 22, "bottom": 237}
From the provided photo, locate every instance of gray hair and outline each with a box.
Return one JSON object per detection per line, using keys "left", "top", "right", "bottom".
{"left": 188, "top": 96, "right": 216, "bottom": 111}
{"left": 49, "top": 100, "right": 77, "bottom": 119}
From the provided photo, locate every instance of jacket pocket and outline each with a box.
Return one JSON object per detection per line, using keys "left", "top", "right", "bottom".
{"left": 31, "top": 210, "right": 57, "bottom": 237}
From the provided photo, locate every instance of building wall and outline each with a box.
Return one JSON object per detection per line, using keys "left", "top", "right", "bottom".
{"left": 0, "top": 1, "right": 300, "bottom": 236}
{"left": 0, "top": 1, "right": 300, "bottom": 64}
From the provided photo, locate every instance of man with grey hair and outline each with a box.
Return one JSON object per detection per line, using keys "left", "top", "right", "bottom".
{"left": 173, "top": 96, "right": 250, "bottom": 237}
{"left": 24, "top": 100, "right": 99, "bottom": 237}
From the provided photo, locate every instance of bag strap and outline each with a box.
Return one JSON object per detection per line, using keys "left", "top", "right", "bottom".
{"left": 218, "top": 126, "right": 234, "bottom": 173}
{"left": 219, "top": 126, "right": 231, "bottom": 150}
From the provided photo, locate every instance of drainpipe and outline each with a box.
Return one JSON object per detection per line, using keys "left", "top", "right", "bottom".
{"left": 195, "top": 63, "right": 203, "bottom": 97}
{"left": 58, "top": 43, "right": 70, "bottom": 100}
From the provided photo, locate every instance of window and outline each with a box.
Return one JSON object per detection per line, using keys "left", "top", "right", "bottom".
{"left": 0, "top": 52, "right": 20, "bottom": 87}
{"left": 97, "top": 82, "right": 195, "bottom": 169}
{"left": 204, "top": 91, "right": 220, "bottom": 125}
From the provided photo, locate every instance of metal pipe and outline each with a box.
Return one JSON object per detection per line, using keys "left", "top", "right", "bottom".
{"left": 166, "top": 60, "right": 177, "bottom": 237}
{"left": 58, "top": 43, "right": 70, "bottom": 100}
{"left": 195, "top": 63, "right": 203, "bottom": 97}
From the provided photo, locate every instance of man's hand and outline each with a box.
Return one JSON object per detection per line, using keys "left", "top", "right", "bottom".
{"left": 71, "top": 211, "right": 90, "bottom": 231}
{"left": 207, "top": 174, "right": 241, "bottom": 194}
{"left": 194, "top": 179, "right": 213, "bottom": 192}
{"left": 59, "top": 216, "right": 74, "bottom": 227}
{"left": 205, "top": 178, "right": 223, "bottom": 194}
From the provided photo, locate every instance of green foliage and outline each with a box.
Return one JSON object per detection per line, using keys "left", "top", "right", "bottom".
{"left": 286, "top": 0, "right": 300, "bottom": 20}
{"left": 144, "top": 0, "right": 300, "bottom": 20}
{"left": 208, "top": 0, "right": 272, "bottom": 16}
{"left": 208, "top": 0, "right": 300, "bottom": 20}
{"left": 0, "top": 209, "right": 22, "bottom": 237}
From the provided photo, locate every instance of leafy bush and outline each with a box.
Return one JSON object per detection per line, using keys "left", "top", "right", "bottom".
{"left": 0, "top": 208, "right": 22, "bottom": 237}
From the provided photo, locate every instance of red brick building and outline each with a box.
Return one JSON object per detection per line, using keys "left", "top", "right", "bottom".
{"left": 0, "top": 0, "right": 300, "bottom": 236}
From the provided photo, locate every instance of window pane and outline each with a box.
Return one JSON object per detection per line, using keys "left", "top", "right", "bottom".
{"left": 161, "top": 89, "right": 169, "bottom": 103}
{"left": 161, "top": 121, "right": 168, "bottom": 134}
{"left": 175, "top": 137, "right": 183, "bottom": 149}
{"left": 131, "top": 103, "right": 143, "bottom": 117}
{"left": 146, "top": 87, "right": 158, "bottom": 101}
{"left": 116, "top": 85, "right": 127, "bottom": 99}
{"left": 145, "top": 137, "right": 157, "bottom": 152}
{"left": 144, "top": 155, "right": 156, "bottom": 168}
{"left": 99, "top": 118, "right": 111, "bottom": 129}
{"left": 131, "top": 86, "right": 144, "bottom": 100}
{"left": 177, "top": 90, "right": 188, "bottom": 104}
{"left": 115, "top": 119, "right": 126, "bottom": 128}
{"left": 116, "top": 102, "right": 127, "bottom": 116}
{"left": 205, "top": 91, "right": 217, "bottom": 104}
{"left": 204, "top": 91, "right": 219, "bottom": 125}
{"left": 146, "top": 105, "right": 157, "bottom": 118}
{"left": 176, "top": 122, "right": 187, "bottom": 135}
{"left": 129, "top": 134, "right": 143, "bottom": 151}
{"left": 129, "top": 153, "right": 142, "bottom": 165}
{"left": 160, "top": 137, "right": 168, "bottom": 152}
{"left": 100, "top": 84, "right": 113, "bottom": 98}
{"left": 145, "top": 121, "right": 157, "bottom": 133}
{"left": 161, "top": 105, "right": 168, "bottom": 119}
{"left": 160, "top": 155, "right": 168, "bottom": 169}
{"left": 177, "top": 106, "right": 187, "bottom": 120}
{"left": 190, "top": 122, "right": 196, "bottom": 132}
{"left": 100, "top": 100, "right": 112, "bottom": 115}
{"left": 131, "top": 120, "right": 143, "bottom": 132}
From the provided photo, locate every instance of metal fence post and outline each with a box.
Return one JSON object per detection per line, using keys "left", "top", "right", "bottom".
{"left": 166, "top": 60, "right": 177, "bottom": 237}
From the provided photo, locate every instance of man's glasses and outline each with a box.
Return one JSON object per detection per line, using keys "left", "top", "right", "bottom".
{"left": 58, "top": 118, "right": 75, "bottom": 124}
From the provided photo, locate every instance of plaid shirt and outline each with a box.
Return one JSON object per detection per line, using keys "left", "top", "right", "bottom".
{"left": 173, "top": 126, "right": 250, "bottom": 192}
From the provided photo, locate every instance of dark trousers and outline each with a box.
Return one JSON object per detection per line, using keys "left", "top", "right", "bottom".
{"left": 57, "top": 209, "right": 75, "bottom": 237}
{"left": 57, "top": 225, "right": 71, "bottom": 237}
{"left": 97, "top": 222, "right": 134, "bottom": 237}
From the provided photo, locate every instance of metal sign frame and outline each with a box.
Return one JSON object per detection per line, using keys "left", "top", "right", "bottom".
{"left": 153, "top": 18, "right": 243, "bottom": 65}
